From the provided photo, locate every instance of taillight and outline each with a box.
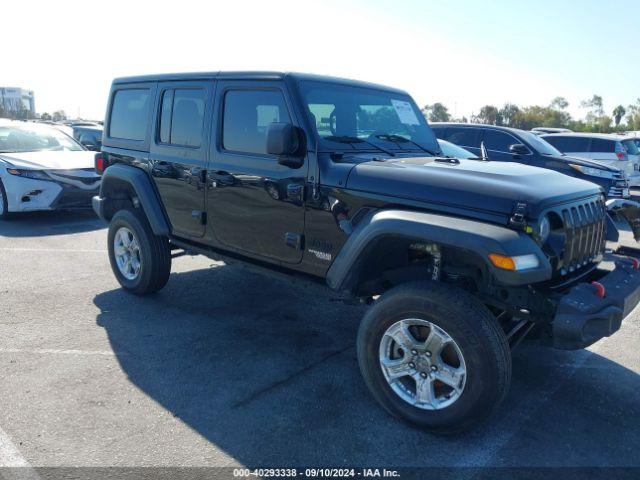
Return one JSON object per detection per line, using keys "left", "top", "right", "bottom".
{"left": 94, "top": 153, "right": 107, "bottom": 175}
{"left": 615, "top": 143, "right": 628, "bottom": 161}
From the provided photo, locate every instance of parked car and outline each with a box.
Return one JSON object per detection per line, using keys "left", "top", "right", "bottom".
{"left": 531, "top": 127, "right": 572, "bottom": 135}
{"left": 71, "top": 124, "right": 103, "bottom": 151}
{"left": 431, "top": 123, "right": 630, "bottom": 199}
{"left": 0, "top": 120, "right": 101, "bottom": 219}
{"left": 93, "top": 71, "right": 640, "bottom": 434}
{"left": 540, "top": 133, "right": 640, "bottom": 186}
{"left": 437, "top": 139, "right": 476, "bottom": 159}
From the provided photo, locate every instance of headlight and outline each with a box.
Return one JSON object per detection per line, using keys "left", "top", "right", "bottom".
{"left": 6, "top": 169, "right": 52, "bottom": 181}
{"left": 536, "top": 215, "right": 550, "bottom": 244}
{"left": 569, "top": 164, "right": 615, "bottom": 179}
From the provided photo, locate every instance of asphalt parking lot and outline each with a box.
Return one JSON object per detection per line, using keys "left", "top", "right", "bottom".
{"left": 0, "top": 211, "right": 639, "bottom": 473}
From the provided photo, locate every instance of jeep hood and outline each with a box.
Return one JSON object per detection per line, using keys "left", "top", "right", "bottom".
{"left": 346, "top": 157, "right": 602, "bottom": 219}
{"left": 0, "top": 150, "right": 95, "bottom": 171}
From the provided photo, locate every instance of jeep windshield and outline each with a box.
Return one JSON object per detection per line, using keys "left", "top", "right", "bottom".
{"left": 299, "top": 80, "right": 441, "bottom": 156}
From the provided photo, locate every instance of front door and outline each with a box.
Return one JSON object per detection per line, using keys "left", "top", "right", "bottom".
{"left": 205, "top": 81, "right": 307, "bottom": 264}
{"left": 149, "top": 81, "right": 212, "bottom": 238}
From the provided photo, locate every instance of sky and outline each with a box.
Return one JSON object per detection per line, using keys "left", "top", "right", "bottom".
{"left": 3, "top": 0, "right": 639, "bottom": 121}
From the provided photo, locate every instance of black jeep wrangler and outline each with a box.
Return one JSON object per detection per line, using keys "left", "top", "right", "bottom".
{"left": 93, "top": 72, "right": 640, "bottom": 433}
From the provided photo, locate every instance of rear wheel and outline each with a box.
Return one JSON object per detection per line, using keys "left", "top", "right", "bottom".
{"left": 357, "top": 281, "right": 511, "bottom": 434}
{"left": 107, "top": 209, "right": 171, "bottom": 295}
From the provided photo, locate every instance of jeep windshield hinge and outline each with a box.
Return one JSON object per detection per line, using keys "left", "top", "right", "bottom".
{"left": 509, "top": 202, "right": 528, "bottom": 230}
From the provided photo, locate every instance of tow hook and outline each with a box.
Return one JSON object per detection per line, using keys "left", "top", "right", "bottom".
{"left": 590, "top": 281, "right": 606, "bottom": 298}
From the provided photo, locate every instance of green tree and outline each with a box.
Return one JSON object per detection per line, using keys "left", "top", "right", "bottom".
{"left": 550, "top": 97, "right": 569, "bottom": 110}
{"left": 625, "top": 100, "right": 640, "bottom": 130}
{"left": 52, "top": 110, "right": 67, "bottom": 122}
{"left": 612, "top": 105, "right": 626, "bottom": 127}
{"left": 40, "top": 112, "right": 52, "bottom": 121}
{"left": 422, "top": 103, "right": 451, "bottom": 122}
{"left": 499, "top": 103, "right": 520, "bottom": 127}
{"left": 581, "top": 95, "right": 604, "bottom": 116}
{"left": 473, "top": 105, "right": 501, "bottom": 125}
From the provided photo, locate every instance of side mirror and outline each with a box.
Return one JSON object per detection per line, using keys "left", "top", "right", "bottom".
{"left": 509, "top": 144, "right": 529, "bottom": 155}
{"left": 266, "top": 123, "right": 304, "bottom": 167}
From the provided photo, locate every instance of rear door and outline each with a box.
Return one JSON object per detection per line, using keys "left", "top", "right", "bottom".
{"left": 205, "top": 80, "right": 307, "bottom": 264}
{"left": 149, "top": 81, "right": 213, "bottom": 239}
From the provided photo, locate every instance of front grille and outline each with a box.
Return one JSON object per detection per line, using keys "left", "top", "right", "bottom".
{"left": 558, "top": 197, "right": 606, "bottom": 275}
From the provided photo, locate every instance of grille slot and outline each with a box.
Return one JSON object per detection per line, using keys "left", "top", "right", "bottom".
{"left": 559, "top": 198, "right": 605, "bottom": 274}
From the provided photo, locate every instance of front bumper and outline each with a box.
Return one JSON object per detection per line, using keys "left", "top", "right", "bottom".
{"left": 553, "top": 251, "right": 640, "bottom": 349}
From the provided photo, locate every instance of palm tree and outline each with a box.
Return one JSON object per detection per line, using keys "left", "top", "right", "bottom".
{"left": 613, "top": 105, "right": 626, "bottom": 127}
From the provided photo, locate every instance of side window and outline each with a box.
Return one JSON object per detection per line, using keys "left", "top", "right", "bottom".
{"left": 483, "top": 130, "right": 518, "bottom": 152}
{"left": 544, "top": 136, "right": 590, "bottom": 151}
{"left": 158, "top": 88, "right": 205, "bottom": 148}
{"left": 109, "top": 89, "right": 150, "bottom": 141}
{"left": 589, "top": 138, "right": 615, "bottom": 153}
{"left": 447, "top": 128, "right": 480, "bottom": 148}
{"left": 223, "top": 90, "right": 291, "bottom": 155}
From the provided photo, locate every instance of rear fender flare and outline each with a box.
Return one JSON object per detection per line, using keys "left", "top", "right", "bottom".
{"left": 95, "top": 164, "right": 170, "bottom": 236}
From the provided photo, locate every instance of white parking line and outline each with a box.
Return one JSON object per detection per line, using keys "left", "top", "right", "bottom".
{"left": 0, "top": 248, "right": 106, "bottom": 253}
{"left": 0, "top": 348, "right": 125, "bottom": 356}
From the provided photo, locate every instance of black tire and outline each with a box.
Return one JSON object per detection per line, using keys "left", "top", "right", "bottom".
{"left": 107, "top": 208, "right": 171, "bottom": 295}
{"left": 0, "top": 179, "right": 11, "bottom": 220}
{"left": 357, "top": 281, "right": 511, "bottom": 434}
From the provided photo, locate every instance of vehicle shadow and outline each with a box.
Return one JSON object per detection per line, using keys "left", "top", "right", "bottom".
{"left": 0, "top": 210, "right": 104, "bottom": 237}
{"left": 94, "top": 264, "right": 640, "bottom": 467}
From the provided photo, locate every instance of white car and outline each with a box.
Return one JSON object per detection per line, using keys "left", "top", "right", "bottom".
{"left": 541, "top": 132, "right": 640, "bottom": 186}
{"left": 0, "top": 120, "right": 101, "bottom": 219}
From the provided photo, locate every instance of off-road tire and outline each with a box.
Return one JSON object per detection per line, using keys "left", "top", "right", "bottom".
{"left": 107, "top": 208, "right": 171, "bottom": 295}
{"left": 357, "top": 281, "right": 511, "bottom": 434}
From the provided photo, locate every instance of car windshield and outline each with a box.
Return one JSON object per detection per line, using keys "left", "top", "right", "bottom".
{"left": 0, "top": 123, "right": 84, "bottom": 153}
{"left": 518, "top": 130, "right": 563, "bottom": 156}
{"left": 299, "top": 81, "right": 441, "bottom": 155}
{"left": 437, "top": 139, "right": 477, "bottom": 159}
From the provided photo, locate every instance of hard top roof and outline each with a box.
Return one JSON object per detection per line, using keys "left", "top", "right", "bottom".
{"left": 112, "top": 71, "right": 408, "bottom": 95}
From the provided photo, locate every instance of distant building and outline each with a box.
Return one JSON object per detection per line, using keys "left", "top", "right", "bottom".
{"left": 0, "top": 87, "right": 36, "bottom": 117}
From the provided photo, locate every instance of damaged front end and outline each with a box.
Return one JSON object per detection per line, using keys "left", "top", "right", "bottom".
{"left": 606, "top": 198, "right": 640, "bottom": 241}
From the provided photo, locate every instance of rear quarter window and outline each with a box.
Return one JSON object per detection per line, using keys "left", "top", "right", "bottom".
{"left": 544, "top": 136, "right": 590, "bottom": 152}
{"left": 589, "top": 138, "right": 615, "bottom": 153}
{"left": 108, "top": 89, "right": 151, "bottom": 141}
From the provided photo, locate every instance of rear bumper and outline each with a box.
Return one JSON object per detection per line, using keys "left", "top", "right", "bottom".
{"left": 553, "top": 252, "right": 640, "bottom": 349}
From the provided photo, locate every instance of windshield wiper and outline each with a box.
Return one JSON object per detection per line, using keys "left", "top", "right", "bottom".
{"left": 374, "top": 134, "right": 440, "bottom": 156}
{"left": 324, "top": 135, "right": 396, "bottom": 157}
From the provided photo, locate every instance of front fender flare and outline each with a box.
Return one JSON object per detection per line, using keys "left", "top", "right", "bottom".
{"left": 326, "top": 209, "right": 551, "bottom": 295}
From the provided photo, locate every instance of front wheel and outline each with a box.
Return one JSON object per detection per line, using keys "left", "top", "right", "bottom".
{"left": 107, "top": 209, "right": 171, "bottom": 295}
{"left": 0, "top": 179, "right": 11, "bottom": 220}
{"left": 357, "top": 281, "right": 511, "bottom": 434}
